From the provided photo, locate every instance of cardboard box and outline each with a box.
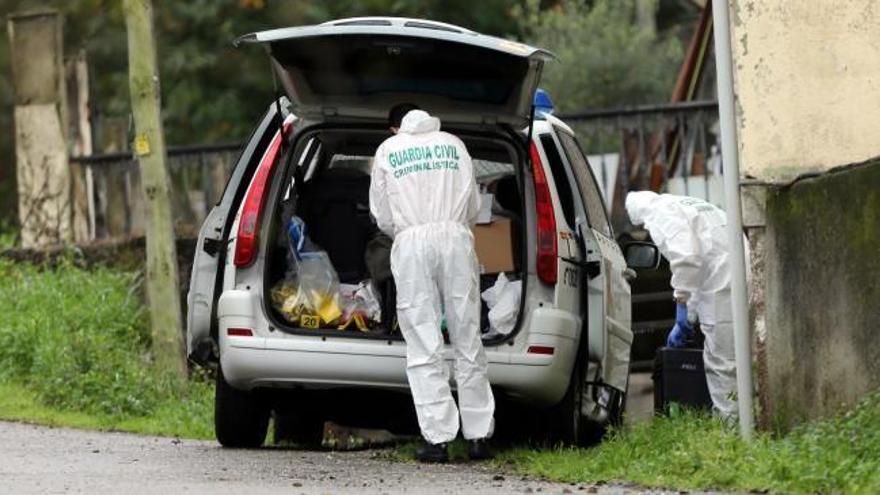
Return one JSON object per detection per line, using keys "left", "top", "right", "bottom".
{"left": 472, "top": 216, "right": 514, "bottom": 274}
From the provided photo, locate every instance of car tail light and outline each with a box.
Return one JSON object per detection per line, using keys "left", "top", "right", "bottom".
{"left": 527, "top": 345, "right": 555, "bottom": 355}
{"left": 227, "top": 327, "right": 253, "bottom": 337}
{"left": 233, "top": 121, "right": 291, "bottom": 267}
{"left": 530, "top": 141, "right": 558, "bottom": 284}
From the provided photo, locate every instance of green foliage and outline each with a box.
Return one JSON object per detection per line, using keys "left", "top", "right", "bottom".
{"left": 0, "top": 259, "right": 211, "bottom": 435}
{"left": 516, "top": 0, "right": 684, "bottom": 112}
{"left": 0, "top": 378, "right": 214, "bottom": 440}
{"left": 0, "top": 220, "right": 16, "bottom": 249}
{"left": 501, "top": 393, "right": 880, "bottom": 494}
{"left": 0, "top": 258, "right": 149, "bottom": 415}
{"left": 0, "top": 0, "right": 526, "bottom": 223}
{"left": 0, "top": 0, "right": 521, "bottom": 150}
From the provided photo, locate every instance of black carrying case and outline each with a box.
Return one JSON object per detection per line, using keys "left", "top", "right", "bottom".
{"left": 653, "top": 347, "right": 712, "bottom": 413}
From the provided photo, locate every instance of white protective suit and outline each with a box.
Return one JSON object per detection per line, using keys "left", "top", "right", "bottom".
{"left": 625, "top": 191, "right": 738, "bottom": 419}
{"left": 369, "top": 109, "right": 495, "bottom": 444}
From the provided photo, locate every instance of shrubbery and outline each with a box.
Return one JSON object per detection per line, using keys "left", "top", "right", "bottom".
{"left": 516, "top": 0, "right": 683, "bottom": 112}
{"left": 0, "top": 259, "right": 207, "bottom": 421}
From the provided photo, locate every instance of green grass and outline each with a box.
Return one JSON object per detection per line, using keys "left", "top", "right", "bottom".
{"left": 0, "top": 258, "right": 213, "bottom": 440}
{"left": 0, "top": 380, "right": 213, "bottom": 439}
{"left": 500, "top": 395, "right": 880, "bottom": 494}
{"left": 0, "top": 221, "right": 16, "bottom": 250}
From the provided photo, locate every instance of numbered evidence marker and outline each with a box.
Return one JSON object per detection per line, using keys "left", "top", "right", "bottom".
{"left": 300, "top": 314, "right": 320, "bottom": 329}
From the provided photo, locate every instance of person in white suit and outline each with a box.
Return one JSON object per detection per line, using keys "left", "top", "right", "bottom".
{"left": 626, "top": 191, "right": 738, "bottom": 419}
{"left": 370, "top": 105, "right": 494, "bottom": 462}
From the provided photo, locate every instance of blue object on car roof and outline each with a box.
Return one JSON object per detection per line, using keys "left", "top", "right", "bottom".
{"left": 533, "top": 88, "right": 554, "bottom": 118}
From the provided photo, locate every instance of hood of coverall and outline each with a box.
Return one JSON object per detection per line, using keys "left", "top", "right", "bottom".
{"left": 399, "top": 110, "right": 441, "bottom": 135}
{"left": 625, "top": 191, "right": 660, "bottom": 226}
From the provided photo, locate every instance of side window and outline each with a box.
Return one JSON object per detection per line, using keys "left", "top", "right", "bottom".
{"left": 556, "top": 130, "right": 612, "bottom": 237}
{"left": 539, "top": 134, "right": 576, "bottom": 229}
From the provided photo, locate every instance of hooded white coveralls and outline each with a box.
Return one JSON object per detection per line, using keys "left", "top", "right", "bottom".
{"left": 626, "top": 191, "right": 738, "bottom": 418}
{"left": 370, "top": 110, "right": 495, "bottom": 444}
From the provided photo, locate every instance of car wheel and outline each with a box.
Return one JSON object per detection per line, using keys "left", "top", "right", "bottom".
{"left": 550, "top": 356, "right": 596, "bottom": 447}
{"left": 214, "top": 367, "right": 270, "bottom": 448}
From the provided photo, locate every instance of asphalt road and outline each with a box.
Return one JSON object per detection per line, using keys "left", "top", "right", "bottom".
{"left": 0, "top": 421, "right": 656, "bottom": 495}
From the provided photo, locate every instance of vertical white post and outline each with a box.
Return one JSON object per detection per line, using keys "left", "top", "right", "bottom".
{"left": 711, "top": 0, "right": 755, "bottom": 439}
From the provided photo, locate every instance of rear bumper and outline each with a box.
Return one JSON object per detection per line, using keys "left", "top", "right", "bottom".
{"left": 218, "top": 290, "right": 579, "bottom": 406}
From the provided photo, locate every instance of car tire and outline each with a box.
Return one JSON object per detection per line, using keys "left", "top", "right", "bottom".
{"left": 214, "top": 367, "right": 270, "bottom": 448}
{"left": 550, "top": 355, "right": 595, "bottom": 447}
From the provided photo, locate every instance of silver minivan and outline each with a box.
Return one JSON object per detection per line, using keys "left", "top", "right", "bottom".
{"left": 187, "top": 17, "right": 657, "bottom": 448}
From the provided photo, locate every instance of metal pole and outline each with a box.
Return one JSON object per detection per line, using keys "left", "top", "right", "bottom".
{"left": 711, "top": 0, "right": 755, "bottom": 439}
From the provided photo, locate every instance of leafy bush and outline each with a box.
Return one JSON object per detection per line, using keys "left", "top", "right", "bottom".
{"left": 515, "top": 0, "right": 683, "bottom": 112}
{"left": 0, "top": 259, "right": 181, "bottom": 417}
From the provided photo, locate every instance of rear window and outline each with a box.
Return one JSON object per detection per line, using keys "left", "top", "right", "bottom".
{"left": 539, "top": 134, "right": 576, "bottom": 229}
{"left": 270, "top": 35, "right": 529, "bottom": 104}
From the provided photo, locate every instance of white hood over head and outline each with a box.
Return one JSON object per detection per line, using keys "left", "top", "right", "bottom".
{"left": 625, "top": 191, "right": 659, "bottom": 226}
{"left": 399, "top": 109, "right": 441, "bottom": 134}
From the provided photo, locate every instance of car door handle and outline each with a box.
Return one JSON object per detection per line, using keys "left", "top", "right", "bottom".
{"left": 561, "top": 257, "right": 601, "bottom": 280}
{"left": 203, "top": 237, "right": 223, "bottom": 257}
{"left": 623, "top": 268, "right": 637, "bottom": 281}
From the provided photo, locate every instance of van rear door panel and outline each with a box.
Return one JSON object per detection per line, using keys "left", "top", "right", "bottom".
{"left": 553, "top": 127, "right": 633, "bottom": 392}
{"left": 186, "top": 99, "right": 290, "bottom": 362}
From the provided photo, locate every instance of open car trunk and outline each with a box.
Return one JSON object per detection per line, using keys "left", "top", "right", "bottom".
{"left": 262, "top": 127, "right": 528, "bottom": 345}
{"left": 236, "top": 17, "right": 553, "bottom": 128}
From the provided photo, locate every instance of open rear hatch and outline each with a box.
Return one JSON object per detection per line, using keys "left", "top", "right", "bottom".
{"left": 235, "top": 17, "right": 554, "bottom": 127}
{"left": 262, "top": 128, "right": 528, "bottom": 344}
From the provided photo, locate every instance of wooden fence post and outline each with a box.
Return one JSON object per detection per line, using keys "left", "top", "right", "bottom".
{"left": 95, "top": 116, "right": 133, "bottom": 238}
{"left": 124, "top": 0, "right": 186, "bottom": 381}
{"left": 8, "top": 9, "right": 71, "bottom": 248}
{"left": 65, "top": 49, "right": 93, "bottom": 242}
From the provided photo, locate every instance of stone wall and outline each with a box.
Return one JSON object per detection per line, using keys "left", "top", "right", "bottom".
{"left": 759, "top": 159, "right": 880, "bottom": 430}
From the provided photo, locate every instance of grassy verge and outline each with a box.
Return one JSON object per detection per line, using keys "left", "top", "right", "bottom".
{"left": 0, "top": 380, "right": 213, "bottom": 439}
{"left": 0, "top": 258, "right": 213, "bottom": 440}
{"left": 500, "top": 394, "right": 880, "bottom": 494}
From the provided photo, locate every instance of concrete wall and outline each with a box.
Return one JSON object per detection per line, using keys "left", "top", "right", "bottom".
{"left": 729, "top": 1, "right": 880, "bottom": 182}
{"left": 760, "top": 159, "right": 880, "bottom": 430}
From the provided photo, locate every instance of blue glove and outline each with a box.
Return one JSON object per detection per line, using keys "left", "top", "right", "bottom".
{"left": 675, "top": 302, "right": 692, "bottom": 332}
{"left": 667, "top": 303, "right": 693, "bottom": 348}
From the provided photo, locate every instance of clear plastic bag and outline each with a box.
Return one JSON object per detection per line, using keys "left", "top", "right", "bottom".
{"left": 292, "top": 251, "right": 342, "bottom": 325}
{"left": 339, "top": 281, "right": 382, "bottom": 323}
{"left": 272, "top": 216, "right": 343, "bottom": 327}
